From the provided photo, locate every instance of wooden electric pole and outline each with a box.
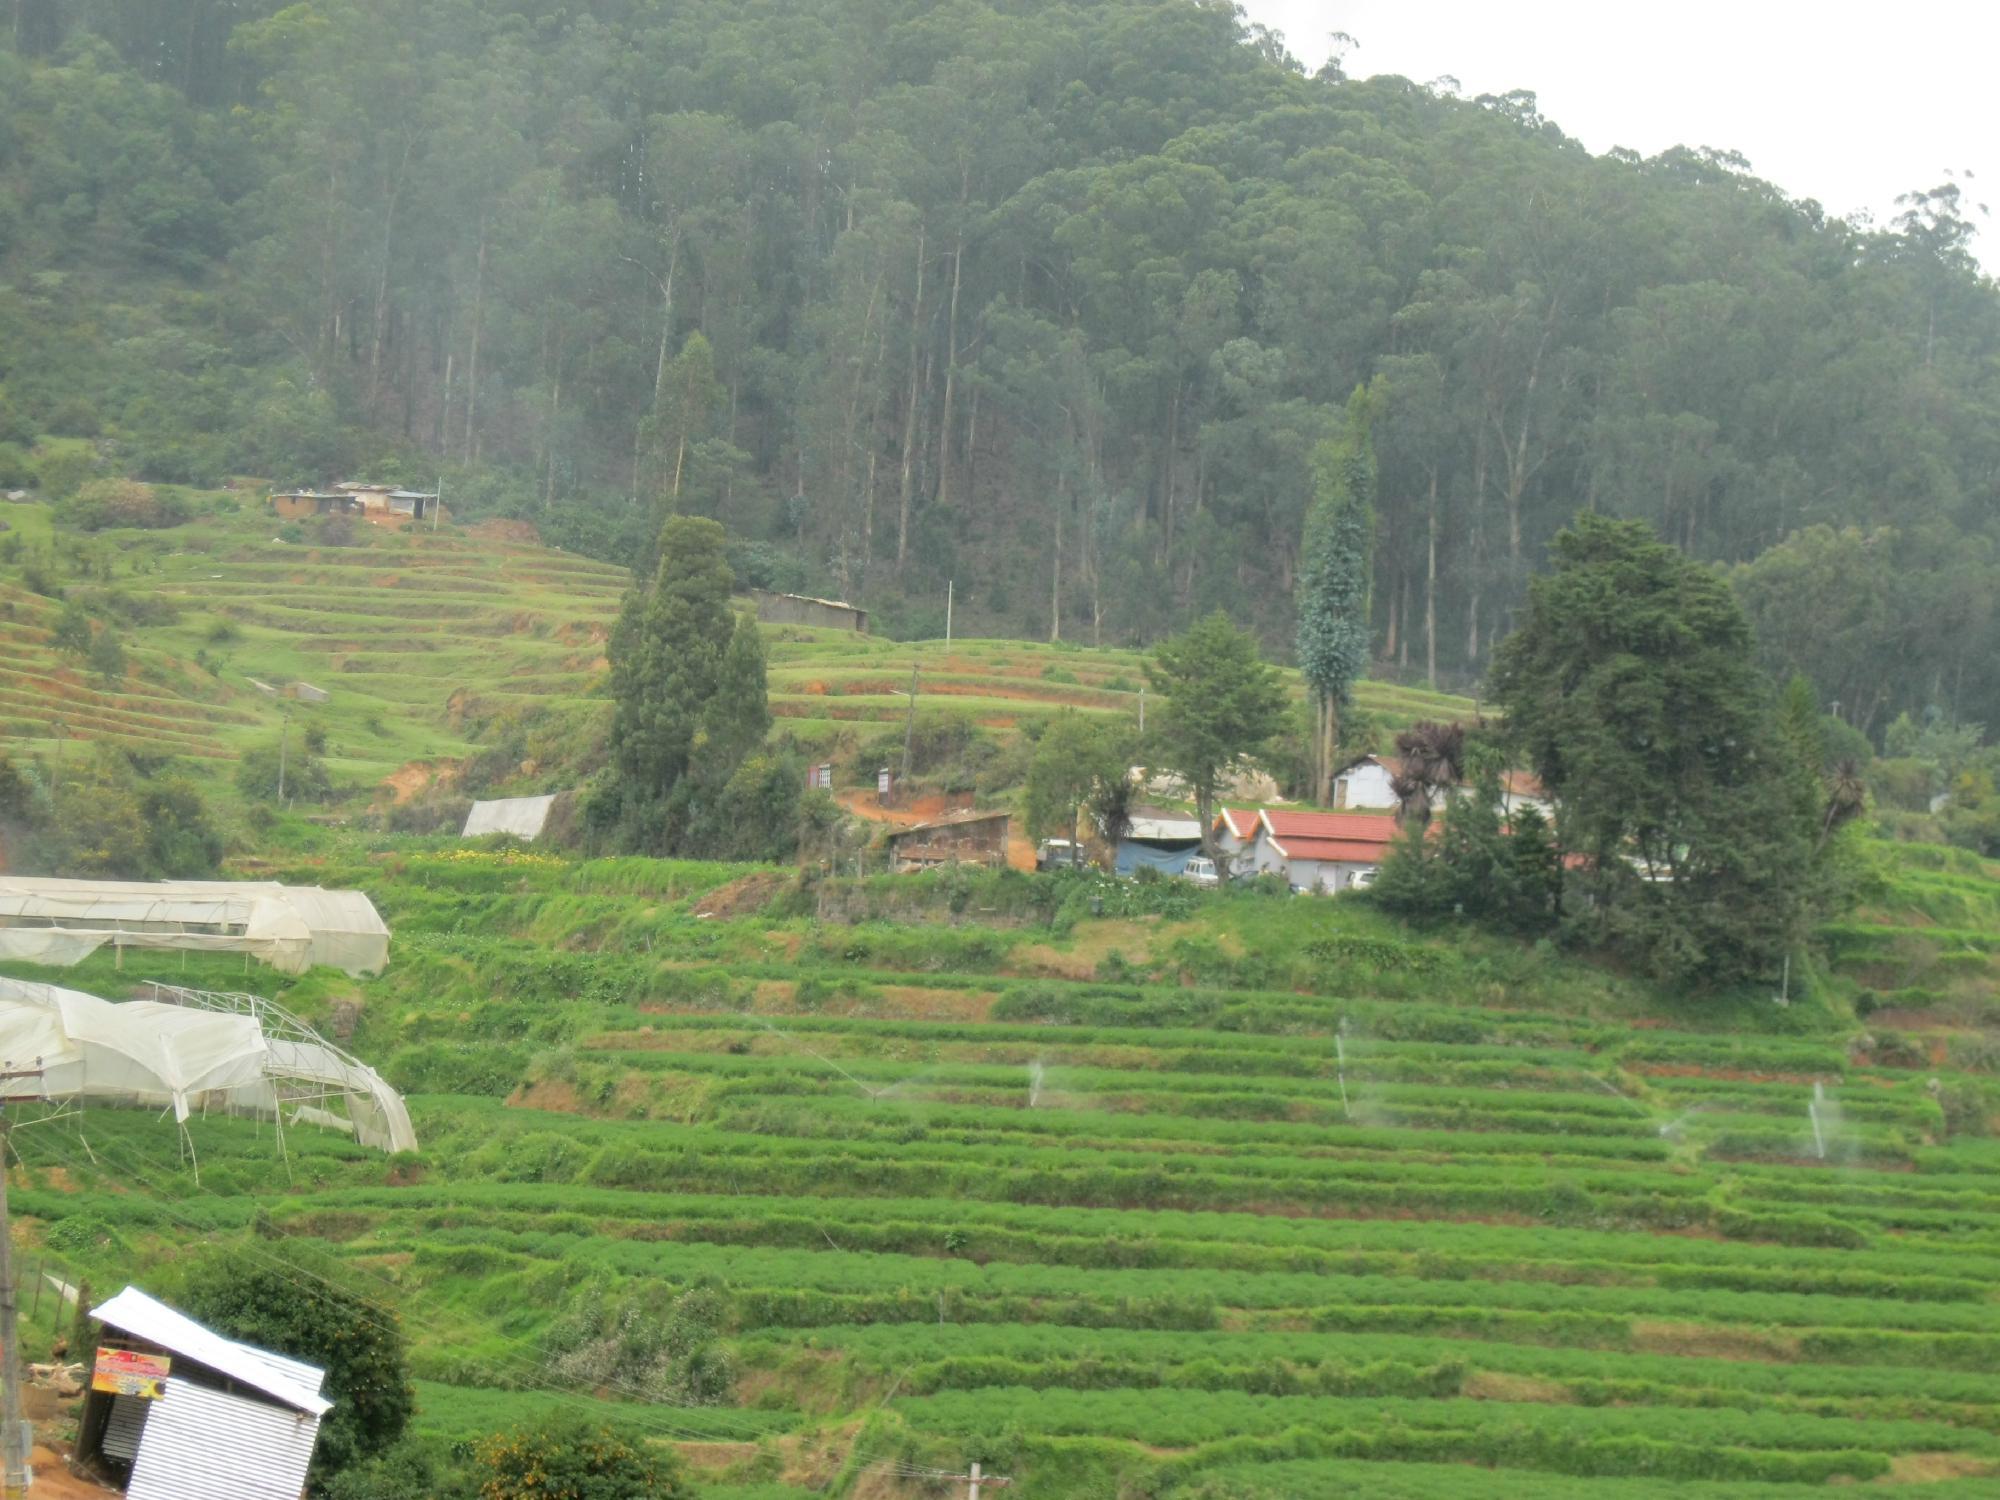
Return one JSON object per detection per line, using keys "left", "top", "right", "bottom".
{"left": 0, "top": 1060, "right": 46, "bottom": 1498}
{"left": 900, "top": 658, "right": 920, "bottom": 781}
{"left": 965, "top": 1461, "right": 1010, "bottom": 1498}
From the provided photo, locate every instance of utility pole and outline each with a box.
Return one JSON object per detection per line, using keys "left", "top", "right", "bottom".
{"left": 276, "top": 696, "right": 291, "bottom": 803}
{"left": 945, "top": 579, "right": 953, "bottom": 648}
{"left": 963, "top": 1462, "right": 1011, "bottom": 1498}
{"left": 0, "top": 1060, "right": 46, "bottom": 1499}
{"left": 900, "top": 659, "right": 920, "bottom": 781}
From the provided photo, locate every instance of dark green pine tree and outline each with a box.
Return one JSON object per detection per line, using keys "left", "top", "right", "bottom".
{"left": 1297, "top": 386, "right": 1377, "bottom": 805}
{"left": 1492, "top": 513, "right": 1823, "bottom": 986}
{"left": 606, "top": 516, "right": 736, "bottom": 847}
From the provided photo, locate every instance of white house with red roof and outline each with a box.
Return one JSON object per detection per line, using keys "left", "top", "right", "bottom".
{"left": 1212, "top": 807, "right": 1263, "bottom": 877}
{"left": 1212, "top": 808, "right": 1400, "bottom": 892}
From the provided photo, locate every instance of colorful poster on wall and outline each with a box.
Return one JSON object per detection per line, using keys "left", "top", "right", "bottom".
{"left": 93, "top": 1349, "right": 171, "bottom": 1399}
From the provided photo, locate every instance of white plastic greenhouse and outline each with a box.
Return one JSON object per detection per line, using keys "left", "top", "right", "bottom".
{"left": 0, "top": 877, "right": 389, "bottom": 976}
{"left": 0, "top": 976, "right": 417, "bottom": 1156}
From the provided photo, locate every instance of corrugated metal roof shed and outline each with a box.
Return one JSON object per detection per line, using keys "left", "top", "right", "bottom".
{"left": 126, "top": 1380, "right": 323, "bottom": 1500}
{"left": 92, "top": 1288, "right": 331, "bottom": 1416}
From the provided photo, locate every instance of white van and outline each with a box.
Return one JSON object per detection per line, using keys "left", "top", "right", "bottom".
{"left": 1180, "top": 856, "right": 1219, "bottom": 888}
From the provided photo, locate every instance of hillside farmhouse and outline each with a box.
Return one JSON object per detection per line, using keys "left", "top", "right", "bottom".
{"left": 887, "top": 810, "right": 1010, "bottom": 870}
{"left": 753, "top": 589, "right": 868, "bottom": 632}
{"left": 271, "top": 481, "right": 442, "bottom": 528}
{"left": 1332, "top": 754, "right": 1554, "bottom": 820}
{"left": 76, "top": 1286, "right": 332, "bottom": 1499}
{"left": 1113, "top": 811, "right": 1204, "bottom": 876}
{"left": 1214, "top": 808, "right": 1399, "bottom": 892}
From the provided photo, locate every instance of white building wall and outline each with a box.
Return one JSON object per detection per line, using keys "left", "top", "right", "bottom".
{"left": 1334, "top": 761, "right": 1399, "bottom": 811}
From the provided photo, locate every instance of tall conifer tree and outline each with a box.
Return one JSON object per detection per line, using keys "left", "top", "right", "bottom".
{"left": 1297, "top": 388, "right": 1377, "bottom": 805}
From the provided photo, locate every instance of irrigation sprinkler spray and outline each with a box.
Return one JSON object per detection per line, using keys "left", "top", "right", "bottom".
{"left": 1335, "top": 1018, "right": 1352, "bottom": 1121}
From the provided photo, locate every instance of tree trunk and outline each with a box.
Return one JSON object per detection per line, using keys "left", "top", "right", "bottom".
{"left": 936, "top": 223, "right": 966, "bottom": 511}
{"left": 463, "top": 224, "right": 487, "bottom": 463}
{"left": 634, "top": 239, "right": 680, "bottom": 499}
{"left": 544, "top": 371, "right": 561, "bottom": 504}
{"left": 438, "top": 348, "right": 454, "bottom": 457}
{"left": 1050, "top": 478, "right": 1062, "bottom": 643}
{"left": 367, "top": 138, "right": 414, "bottom": 411}
{"left": 1425, "top": 467, "right": 1439, "bottom": 687}
{"left": 896, "top": 222, "right": 927, "bottom": 570}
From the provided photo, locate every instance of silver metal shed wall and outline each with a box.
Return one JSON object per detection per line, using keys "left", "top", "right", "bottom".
{"left": 125, "top": 1381, "right": 321, "bottom": 1500}
{"left": 462, "top": 793, "right": 558, "bottom": 840}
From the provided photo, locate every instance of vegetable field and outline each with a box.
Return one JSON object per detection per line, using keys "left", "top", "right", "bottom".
{"left": 4, "top": 847, "right": 1997, "bottom": 1497}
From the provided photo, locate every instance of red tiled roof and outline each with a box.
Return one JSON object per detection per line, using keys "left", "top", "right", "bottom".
{"left": 1215, "top": 808, "right": 1260, "bottom": 839}
{"left": 1270, "top": 837, "right": 1390, "bottom": 863}
{"left": 1258, "top": 809, "right": 1398, "bottom": 845}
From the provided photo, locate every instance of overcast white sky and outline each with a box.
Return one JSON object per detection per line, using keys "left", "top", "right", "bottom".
{"left": 1240, "top": 1, "right": 1992, "bottom": 261}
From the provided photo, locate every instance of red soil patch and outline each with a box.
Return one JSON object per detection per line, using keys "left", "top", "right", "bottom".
{"left": 836, "top": 790, "right": 968, "bottom": 827}
{"left": 383, "top": 758, "right": 459, "bottom": 804}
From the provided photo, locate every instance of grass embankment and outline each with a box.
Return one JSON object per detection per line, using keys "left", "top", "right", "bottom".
{"left": 0, "top": 491, "right": 1475, "bottom": 822}
{"left": 2, "top": 843, "right": 1996, "bottom": 1498}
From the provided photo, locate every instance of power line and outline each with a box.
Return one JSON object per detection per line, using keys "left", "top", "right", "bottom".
{"left": 21, "top": 1129, "right": 786, "bottom": 1448}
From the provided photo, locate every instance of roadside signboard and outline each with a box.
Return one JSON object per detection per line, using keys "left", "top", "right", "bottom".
{"left": 93, "top": 1349, "right": 171, "bottom": 1399}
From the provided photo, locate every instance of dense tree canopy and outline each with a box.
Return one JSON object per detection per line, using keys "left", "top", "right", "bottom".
{"left": 1490, "top": 514, "right": 1828, "bottom": 985}
{"left": 5, "top": 1, "right": 2000, "bottom": 737}
{"left": 1146, "top": 610, "right": 1287, "bottom": 857}
{"left": 603, "top": 514, "right": 807, "bottom": 855}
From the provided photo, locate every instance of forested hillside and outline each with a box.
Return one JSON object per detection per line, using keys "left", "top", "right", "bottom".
{"left": 3, "top": 0, "right": 1998, "bottom": 732}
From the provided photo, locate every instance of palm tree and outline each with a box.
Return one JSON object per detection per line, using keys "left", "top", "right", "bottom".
{"left": 1389, "top": 720, "right": 1466, "bottom": 829}
{"left": 1817, "top": 757, "right": 1866, "bottom": 851}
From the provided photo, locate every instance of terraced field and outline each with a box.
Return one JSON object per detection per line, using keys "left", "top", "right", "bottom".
{"left": 0, "top": 496, "right": 630, "bottom": 786}
{"left": 1, "top": 493, "right": 1472, "bottom": 804}
{"left": 766, "top": 634, "right": 1474, "bottom": 747}
{"left": 5, "top": 847, "right": 1996, "bottom": 1497}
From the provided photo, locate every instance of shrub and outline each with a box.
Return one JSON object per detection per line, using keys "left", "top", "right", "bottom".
{"left": 139, "top": 775, "right": 223, "bottom": 877}
{"left": 34, "top": 445, "right": 98, "bottom": 501}
{"left": 236, "top": 740, "right": 335, "bottom": 803}
{"left": 175, "top": 1241, "right": 416, "bottom": 1488}
{"left": 0, "top": 390, "right": 33, "bottom": 446}
{"left": 50, "top": 599, "right": 92, "bottom": 656}
{"left": 0, "top": 443, "right": 35, "bottom": 491}
{"left": 87, "top": 626, "right": 125, "bottom": 685}
{"left": 474, "top": 1418, "right": 692, "bottom": 1500}
{"left": 44, "top": 397, "right": 101, "bottom": 438}
{"left": 58, "top": 478, "right": 191, "bottom": 531}
{"left": 324, "top": 1440, "right": 466, "bottom": 1500}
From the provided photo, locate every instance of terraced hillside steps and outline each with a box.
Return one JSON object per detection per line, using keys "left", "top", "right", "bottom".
{"left": 6, "top": 849, "right": 1995, "bottom": 1500}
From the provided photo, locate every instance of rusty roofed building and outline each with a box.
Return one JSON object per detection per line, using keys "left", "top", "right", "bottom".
{"left": 270, "top": 482, "right": 441, "bottom": 528}
{"left": 752, "top": 589, "right": 868, "bottom": 632}
{"left": 886, "top": 811, "right": 1010, "bottom": 871}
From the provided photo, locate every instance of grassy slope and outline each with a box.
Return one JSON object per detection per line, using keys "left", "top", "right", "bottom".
{"left": 1, "top": 844, "right": 1994, "bottom": 1498}
{"left": 0, "top": 494, "right": 626, "bottom": 790}
{"left": 7, "top": 495, "right": 1997, "bottom": 1495}
{"left": 0, "top": 492, "right": 1474, "bottom": 815}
